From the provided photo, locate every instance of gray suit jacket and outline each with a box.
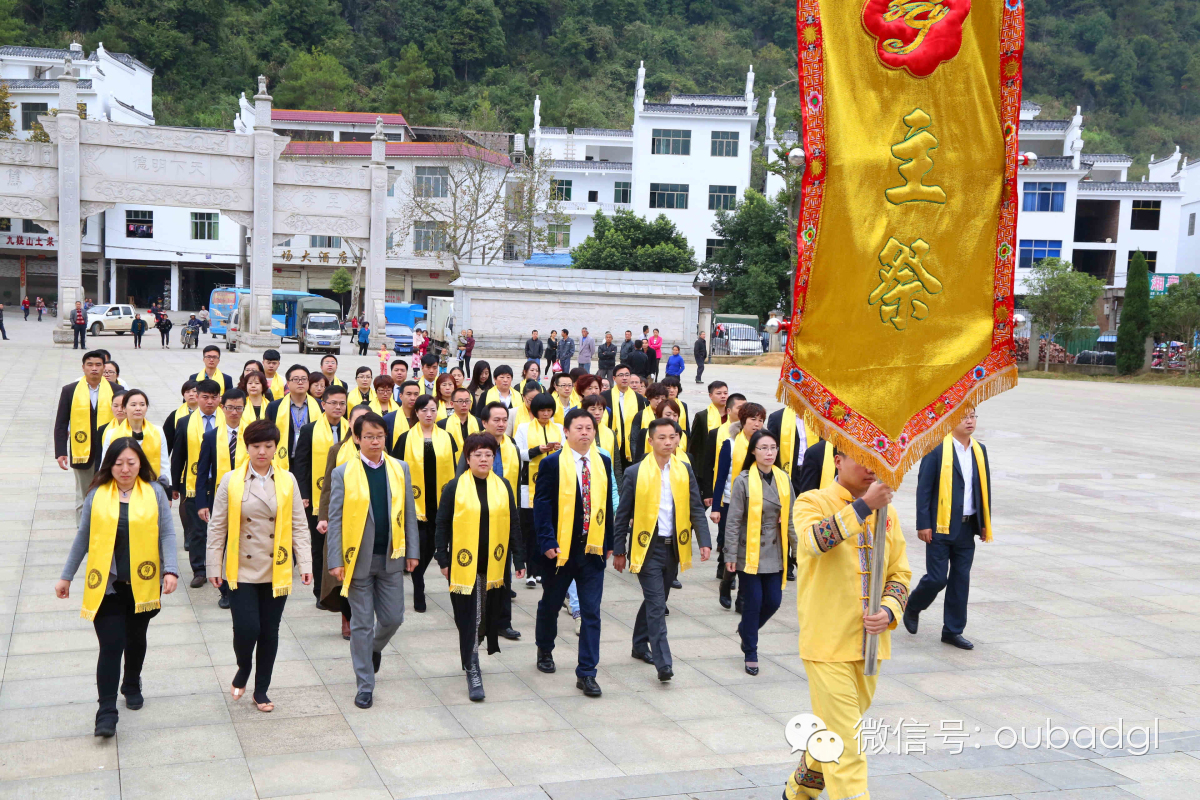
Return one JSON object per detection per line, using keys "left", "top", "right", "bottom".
{"left": 326, "top": 457, "right": 420, "bottom": 578}
{"left": 612, "top": 459, "right": 710, "bottom": 557}
{"left": 724, "top": 469, "right": 798, "bottom": 572}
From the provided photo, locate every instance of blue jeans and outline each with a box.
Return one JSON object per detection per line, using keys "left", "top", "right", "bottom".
{"left": 737, "top": 571, "right": 783, "bottom": 661}
{"left": 566, "top": 581, "right": 580, "bottom": 616}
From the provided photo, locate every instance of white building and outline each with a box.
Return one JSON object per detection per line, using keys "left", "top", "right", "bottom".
{"left": 530, "top": 62, "right": 760, "bottom": 263}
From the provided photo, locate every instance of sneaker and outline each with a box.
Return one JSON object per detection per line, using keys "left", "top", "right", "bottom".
{"left": 573, "top": 613, "right": 581, "bottom": 636}
{"left": 526, "top": 577, "right": 536, "bottom": 588}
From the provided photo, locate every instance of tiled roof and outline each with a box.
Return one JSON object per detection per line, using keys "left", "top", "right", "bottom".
{"left": 1082, "top": 153, "right": 1132, "bottom": 164}
{"left": 273, "top": 109, "right": 407, "bottom": 126}
{"left": 642, "top": 102, "right": 748, "bottom": 116}
{"left": 106, "top": 51, "right": 154, "bottom": 73}
{"left": 572, "top": 128, "right": 632, "bottom": 137}
{"left": 1020, "top": 100, "right": 1041, "bottom": 111}
{"left": 1025, "top": 156, "right": 1079, "bottom": 170}
{"left": 1, "top": 78, "right": 93, "bottom": 90}
{"left": 549, "top": 160, "right": 631, "bottom": 171}
{"left": 537, "top": 127, "right": 568, "bottom": 135}
{"left": 1020, "top": 119, "right": 1071, "bottom": 132}
{"left": 281, "top": 140, "right": 511, "bottom": 167}
{"left": 672, "top": 94, "right": 744, "bottom": 102}
{"left": 1077, "top": 181, "right": 1181, "bottom": 193}
{"left": 113, "top": 97, "right": 154, "bottom": 121}
{"left": 0, "top": 45, "right": 76, "bottom": 60}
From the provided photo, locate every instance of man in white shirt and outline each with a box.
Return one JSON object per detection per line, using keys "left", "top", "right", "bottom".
{"left": 612, "top": 418, "right": 709, "bottom": 680}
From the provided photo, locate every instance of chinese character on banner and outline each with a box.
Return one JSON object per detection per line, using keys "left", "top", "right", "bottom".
{"left": 1168, "top": 275, "right": 1180, "bottom": 288}
{"left": 1151, "top": 276, "right": 1166, "bottom": 292}
{"left": 886, "top": 109, "right": 946, "bottom": 205}
{"left": 869, "top": 236, "right": 943, "bottom": 330}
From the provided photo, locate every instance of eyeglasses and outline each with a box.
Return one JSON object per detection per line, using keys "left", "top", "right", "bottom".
{"left": 359, "top": 434, "right": 386, "bottom": 443}
{"left": 289, "top": 376, "right": 308, "bottom": 384}
{"left": 755, "top": 445, "right": 778, "bottom": 453}
{"left": 963, "top": 413, "right": 978, "bottom": 421}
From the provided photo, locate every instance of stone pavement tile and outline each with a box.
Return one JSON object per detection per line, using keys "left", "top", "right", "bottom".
{"left": 894, "top": 667, "right": 1063, "bottom": 702}
{"left": 1013, "top": 790, "right": 1139, "bottom": 800}
{"left": 206, "top": 637, "right": 308, "bottom": 667}
{"left": 404, "top": 648, "right": 513, "bottom": 678}
{"left": 643, "top": 684, "right": 761, "bottom": 721}
{"left": 726, "top": 679, "right": 811, "bottom": 715}
{"left": 341, "top": 700, "right": 469, "bottom": 746}
{"left": 233, "top": 713, "right": 359, "bottom": 758}
{"left": 121, "top": 757, "right": 258, "bottom": 800}
{"left": 689, "top": 656, "right": 795, "bottom": 687}
{"left": 1125, "top": 632, "right": 1200, "bottom": 658}
{"left": 1122, "top": 783, "right": 1200, "bottom": 800}
{"left": 577, "top": 722, "right": 729, "bottom": 775}
{"left": 0, "top": 769, "right": 121, "bottom": 800}
{"left": 1035, "top": 690, "right": 1162, "bottom": 726}
{"left": 947, "top": 694, "right": 1071, "bottom": 731}
{"left": 0, "top": 672, "right": 96, "bottom": 708}
{"left": 0, "top": 734, "right": 116, "bottom": 781}
{"left": 449, "top": 697, "right": 572, "bottom": 737}
{"left": 246, "top": 746, "right": 386, "bottom": 798}
{"left": 1099, "top": 751, "right": 1200, "bottom": 782}
{"left": 478, "top": 729, "right": 622, "bottom": 785}
{"left": 667, "top": 635, "right": 747, "bottom": 661}
{"left": 269, "top": 791, "right": 392, "bottom": 800}
{"left": 606, "top": 660, "right": 718, "bottom": 692}
{"left": 677, "top": 714, "right": 792, "bottom": 759}
{"left": 0, "top": 702, "right": 95, "bottom": 742}
{"left": 867, "top": 772, "right": 956, "bottom": 800}
{"left": 328, "top": 677, "right": 438, "bottom": 714}
{"left": 7, "top": 628, "right": 97, "bottom": 655}
{"left": 118, "top": 692, "right": 233, "bottom": 731}
{"left": 1017, "top": 758, "right": 1136, "bottom": 789}
{"left": 223, "top": 685, "right": 341, "bottom": 722}
{"left": 117, "top": 721, "right": 244, "bottom": 768}
{"left": 914, "top": 765, "right": 1056, "bottom": 797}
{"left": 419, "top": 787, "right": 548, "bottom": 800}
{"left": 209, "top": 659, "right": 323, "bottom": 693}
{"left": 547, "top": 690, "right": 673, "bottom": 728}
{"left": 542, "top": 767, "right": 752, "bottom": 800}
{"left": 367, "top": 739, "right": 513, "bottom": 798}
{"left": 1119, "top": 686, "right": 1200, "bottom": 718}
{"left": 1125, "top": 658, "right": 1200, "bottom": 686}
{"left": 503, "top": 662, "right": 630, "bottom": 699}
{"left": 427, "top": 671, "right": 538, "bottom": 706}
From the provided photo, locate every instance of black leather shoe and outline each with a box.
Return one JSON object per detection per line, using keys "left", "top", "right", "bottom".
{"left": 787, "top": 566, "right": 796, "bottom": 582}
{"left": 576, "top": 675, "right": 602, "bottom": 697}
{"left": 744, "top": 663, "right": 759, "bottom": 676}
{"left": 354, "top": 691, "right": 373, "bottom": 709}
{"left": 657, "top": 666, "right": 674, "bottom": 682}
{"left": 671, "top": 578, "right": 682, "bottom": 589}
{"left": 941, "top": 633, "right": 974, "bottom": 650}
{"left": 372, "top": 651, "right": 382, "bottom": 673}
{"left": 664, "top": 606, "right": 670, "bottom": 616}
{"left": 218, "top": 595, "right": 231, "bottom": 610}
{"left": 189, "top": 575, "right": 206, "bottom": 589}
{"left": 122, "top": 680, "right": 143, "bottom": 710}
{"left": 509, "top": 589, "right": 517, "bottom": 599}
{"left": 631, "top": 648, "right": 654, "bottom": 665}
{"left": 501, "top": 627, "right": 521, "bottom": 640}
{"left": 719, "top": 594, "right": 732, "bottom": 610}
{"left": 536, "top": 649, "right": 556, "bottom": 673}
{"left": 94, "top": 716, "right": 116, "bottom": 738}
{"left": 903, "top": 609, "right": 918, "bottom": 634}
{"left": 466, "top": 656, "right": 485, "bottom": 702}
{"left": 413, "top": 592, "right": 426, "bottom": 613}
{"left": 315, "top": 599, "right": 327, "bottom": 611}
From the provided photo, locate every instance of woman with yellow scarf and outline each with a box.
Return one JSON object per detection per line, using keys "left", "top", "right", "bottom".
{"left": 206, "top": 419, "right": 312, "bottom": 713}
{"left": 238, "top": 371, "right": 272, "bottom": 421}
{"left": 723, "top": 430, "right": 796, "bottom": 676}
{"left": 710, "top": 402, "right": 766, "bottom": 611}
{"left": 101, "top": 389, "right": 171, "bottom": 489}
{"left": 514, "top": 393, "right": 562, "bottom": 589}
{"left": 369, "top": 375, "right": 398, "bottom": 416}
{"left": 395, "top": 395, "right": 459, "bottom": 613}
{"left": 56, "top": 438, "right": 178, "bottom": 738}
{"left": 435, "top": 433, "right": 525, "bottom": 701}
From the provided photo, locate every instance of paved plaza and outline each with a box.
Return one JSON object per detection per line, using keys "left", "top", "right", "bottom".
{"left": 1, "top": 318, "right": 1199, "bottom": 800}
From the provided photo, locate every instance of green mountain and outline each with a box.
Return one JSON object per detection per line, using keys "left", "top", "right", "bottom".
{"left": 4, "top": 0, "right": 1198, "bottom": 173}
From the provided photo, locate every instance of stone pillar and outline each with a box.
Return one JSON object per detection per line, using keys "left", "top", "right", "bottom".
{"left": 237, "top": 225, "right": 247, "bottom": 288}
{"left": 366, "top": 118, "right": 391, "bottom": 348}
{"left": 243, "top": 76, "right": 278, "bottom": 347}
{"left": 51, "top": 59, "right": 82, "bottom": 344}
{"left": 169, "top": 261, "right": 180, "bottom": 311}
{"left": 109, "top": 259, "right": 117, "bottom": 303}
{"left": 18, "top": 255, "right": 26, "bottom": 303}
{"left": 403, "top": 272, "right": 413, "bottom": 302}
{"left": 298, "top": 267, "right": 308, "bottom": 292}
{"left": 96, "top": 257, "right": 106, "bottom": 304}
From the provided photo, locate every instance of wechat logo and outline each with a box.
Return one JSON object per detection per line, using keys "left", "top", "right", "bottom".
{"left": 785, "top": 713, "right": 845, "bottom": 764}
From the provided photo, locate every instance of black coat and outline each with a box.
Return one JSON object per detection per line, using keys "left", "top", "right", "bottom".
{"left": 794, "top": 440, "right": 834, "bottom": 495}
{"left": 627, "top": 350, "right": 650, "bottom": 378}
{"left": 532, "top": 450, "right": 616, "bottom": 561}
{"left": 766, "top": 408, "right": 805, "bottom": 495}
{"left": 916, "top": 441, "right": 991, "bottom": 539}
{"left": 596, "top": 342, "right": 618, "bottom": 370}
{"left": 688, "top": 406, "right": 725, "bottom": 500}
{"left": 53, "top": 380, "right": 120, "bottom": 469}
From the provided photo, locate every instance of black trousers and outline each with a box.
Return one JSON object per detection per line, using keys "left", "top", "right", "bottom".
{"left": 358, "top": 341, "right": 369, "bottom": 355}
{"left": 908, "top": 516, "right": 978, "bottom": 636}
{"left": 306, "top": 507, "right": 325, "bottom": 602}
{"left": 133, "top": 332, "right": 143, "bottom": 348}
{"left": 182, "top": 498, "right": 207, "bottom": 576}
{"left": 520, "top": 508, "right": 542, "bottom": 580}
{"left": 462, "top": 355, "right": 472, "bottom": 375}
{"left": 229, "top": 582, "right": 288, "bottom": 701}
{"left": 409, "top": 518, "right": 436, "bottom": 600}
{"left": 695, "top": 357, "right": 705, "bottom": 382}
{"left": 448, "top": 567, "right": 512, "bottom": 669}
{"left": 160, "top": 329, "right": 170, "bottom": 346}
{"left": 93, "top": 582, "right": 159, "bottom": 719}
{"left": 72, "top": 323, "right": 86, "bottom": 348}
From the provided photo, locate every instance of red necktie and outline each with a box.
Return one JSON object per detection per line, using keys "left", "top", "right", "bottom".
{"left": 580, "top": 456, "right": 591, "bottom": 538}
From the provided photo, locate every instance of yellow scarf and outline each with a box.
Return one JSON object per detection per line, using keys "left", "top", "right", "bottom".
{"left": 449, "top": 472, "right": 511, "bottom": 593}
{"left": 390, "top": 411, "right": 412, "bottom": 450}
{"left": 339, "top": 455, "right": 407, "bottom": 593}
{"left": 348, "top": 387, "right": 373, "bottom": 411}
{"left": 777, "top": 411, "right": 821, "bottom": 477}
{"left": 185, "top": 407, "right": 226, "bottom": 497}
{"left": 704, "top": 403, "right": 723, "bottom": 437}
{"left": 729, "top": 431, "right": 751, "bottom": 488}
{"left": 677, "top": 400, "right": 689, "bottom": 431}
{"left": 81, "top": 479, "right": 160, "bottom": 620}
{"left": 309, "top": 415, "right": 341, "bottom": 513}
{"left": 555, "top": 446, "right": 607, "bottom": 565}
{"left": 70, "top": 379, "right": 114, "bottom": 464}
{"left": 444, "top": 414, "right": 481, "bottom": 449}
{"left": 819, "top": 441, "right": 836, "bottom": 489}
{"left": 214, "top": 418, "right": 250, "bottom": 488}
{"left": 325, "top": 375, "right": 346, "bottom": 390}
{"left": 404, "top": 425, "right": 456, "bottom": 521}
{"left": 437, "top": 400, "right": 452, "bottom": 419}
{"left": 745, "top": 466, "right": 791, "bottom": 589}
{"left": 105, "top": 420, "right": 164, "bottom": 476}
{"left": 610, "top": 387, "right": 640, "bottom": 459}
{"left": 596, "top": 425, "right": 617, "bottom": 462}
{"left": 552, "top": 394, "right": 573, "bottom": 425}
{"left": 569, "top": 389, "right": 581, "bottom": 408}
{"left": 525, "top": 421, "right": 563, "bottom": 501}
{"left": 272, "top": 395, "right": 320, "bottom": 470}
{"left": 629, "top": 455, "right": 693, "bottom": 574}
{"left": 247, "top": 399, "right": 268, "bottom": 421}
{"left": 224, "top": 464, "right": 294, "bottom": 595}
{"left": 369, "top": 395, "right": 397, "bottom": 416}
{"left": 513, "top": 401, "right": 533, "bottom": 430}
{"left": 936, "top": 435, "right": 992, "bottom": 542}
{"left": 193, "top": 370, "right": 228, "bottom": 392}
{"left": 484, "top": 386, "right": 514, "bottom": 408}
{"left": 267, "top": 372, "right": 285, "bottom": 398}
{"left": 641, "top": 416, "right": 688, "bottom": 459}
{"left": 496, "top": 436, "right": 519, "bottom": 490}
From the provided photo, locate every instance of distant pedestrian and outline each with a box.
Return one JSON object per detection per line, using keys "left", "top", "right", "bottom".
{"left": 647, "top": 329, "right": 663, "bottom": 380}
{"left": 37, "top": 297, "right": 45, "bottom": 321}
{"left": 198, "top": 306, "right": 210, "bottom": 334}
{"left": 460, "top": 328, "right": 475, "bottom": 375}
{"left": 22, "top": 296, "right": 30, "bottom": 320}
{"left": 358, "top": 321, "right": 370, "bottom": 356}
{"left": 666, "top": 345, "right": 684, "bottom": 379}
{"left": 131, "top": 314, "right": 147, "bottom": 349}
{"left": 71, "top": 301, "right": 87, "bottom": 349}
{"left": 627, "top": 340, "right": 650, "bottom": 384}
{"left": 577, "top": 328, "right": 595, "bottom": 373}
{"left": 558, "top": 329, "right": 575, "bottom": 374}
{"left": 620, "top": 330, "right": 635, "bottom": 364}
{"left": 155, "top": 313, "right": 172, "bottom": 349}
{"left": 693, "top": 332, "right": 708, "bottom": 384}
{"left": 0, "top": 304, "right": 7, "bottom": 340}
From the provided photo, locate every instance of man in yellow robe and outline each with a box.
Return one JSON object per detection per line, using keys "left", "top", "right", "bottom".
{"left": 787, "top": 450, "right": 911, "bottom": 800}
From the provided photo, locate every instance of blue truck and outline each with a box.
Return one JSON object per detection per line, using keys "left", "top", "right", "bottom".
{"left": 210, "top": 287, "right": 341, "bottom": 352}
{"left": 385, "top": 302, "right": 426, "bottom": 355}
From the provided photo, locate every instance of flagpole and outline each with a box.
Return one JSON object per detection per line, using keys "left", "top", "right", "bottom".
{"left": 863, "top": 505, "right": 888, "bottom": 676}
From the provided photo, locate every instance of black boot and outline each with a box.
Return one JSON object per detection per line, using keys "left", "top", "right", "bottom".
{"left": 121, "top": 678, "right": 144, "bottom": 710}
{"left": 719, "top": 576, "right": 733, "bottom": 610}
{"left": 466, "top": 654, "right": 485, "bottom": 702}
{"left": 94, "top": 700, "right": 118, "bottom": 738}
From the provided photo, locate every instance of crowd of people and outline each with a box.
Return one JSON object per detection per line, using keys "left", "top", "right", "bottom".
{"left": 49, "top": 337, "right": 992, "bottom": 800}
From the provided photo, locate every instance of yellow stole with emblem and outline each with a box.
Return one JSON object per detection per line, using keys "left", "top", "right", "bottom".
{"left": 339, "top": 455, "right": 407, "bottom": 594}
{"left": 272, "top": 396, "right": 320, "bottom": 470}
{"left": 81, "top": 479, "right": 160, "bottom": 620}
{"left": 609, "top": 388, "right": 640, "bottom": 459}
{"left": 309, "top": 415, "right": 339, "bottom": 513}
{"left": 105, "top": 420, "right": 164, "bottom": 475}
{"left": 444, "top": 414, "right": 481, "bottom": 449}
{"left": 555, "top": 446, "right": 607, "bottom": 565}
{"left": 525, "top": 420, "right": 563, "bottom": 501}
{"left": 628, "top": 455, "right": 692, "bottom": 574}
{"left": 224, "top": 464, "right": 294, "bottom": 595}
{"left": 193, "top": 370, "right": 228, "bottom": 392}
{"left": 449, "top": 472, "right": 510, "bottom": 593}
{"left": 390, "top": 412, "right": 412, "bottom": 451}
{"left": 70, "top": 379, "right": 114, "bottom": 464}
{"left": 185, "top": 408, "right": 226, "bottom": 497}
{"left": 745, "top": 465, "right": 791, "bottom": 589}
{"left": 403, "top": 426, "right": 456, "bottom": 521}
{"left": 936, "top": 434, "right": 992, "bottom": 541}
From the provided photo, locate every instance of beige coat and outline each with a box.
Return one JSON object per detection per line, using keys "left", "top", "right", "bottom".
{"left": 206, "top": 467, "right": 312, "bottom": 583}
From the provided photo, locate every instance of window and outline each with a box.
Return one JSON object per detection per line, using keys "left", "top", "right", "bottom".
{"left": 587, "top": 190, "right": 598, "bottom": 203}
{"left": 21, "top": 103, "right": 47, "bottom": 131}
{"left": 1021, "top": 182, "right": 1065, "bottom": 212}
{"left": 415, "top": 166, "right": 449, "bottom": 198}
{"left": 310, "top": 235, "right": 341, "bottom": 249}
{"left": 711, "top": 131, "right": 739, "bottom": 157}
{"left": 551, "top": 179, "right": 572, "bottom": 201}
{"left": 708, "top": 185, "right": 737, "bottom": 210}
{"left": 22, "top": 219, "right": 48, "bottom": 234}
{"left": 651, "top": 129, "right": 691, "bottom": 155}
{"left": 649, "top": 183, "right": 689, "bottom": 209}
{"left": 548, "top": 224, "right": 570, "bottom": 249}
{"left": 126, "top": 210, "right": 153, "bottom": 238}
{"left": 0, "top": 218, "right": 10, "bottom": 232}
{"left": 413, "top": 221, "right": 447, "bottom": 252}
{"left": 1018, "top": 239, "right": 1062, "bottom": 269}
{"left": 1190, "top": 213, "right": 1196, "bottom": 236}
{"left": 190, "top": 212, "right": 219, "bottom": 240}
{"left": 1128, "top": 250, "right": 1157, "bottom": 273}
{"left": 614, "top": 182, "right": 631, "bottom": 204}
{"left": 705, "top": 239, "right": 728, "bottom": 260}
{"left": 1130, "top": 200, "right": 1161, "bottom": 231}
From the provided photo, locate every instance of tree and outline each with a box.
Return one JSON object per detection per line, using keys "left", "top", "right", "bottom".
{"left": 571, "top": 209, "right": 696, "bottom": 273}
{"left": 0, "top": 81, "right": 14, "bottom": 140}
{"left": 329, "top": 266, "right": 353, "bottom": 316}
{"left": 376, "top": 45, "right": 435, "bottom": 124}
{"left": 447, "top": 0, "right": 505, "bottom": 82}
{"left": 27, "top": 121, "right": 50, "bottom": 143}
{"left": 1150, "top": 274, "right": 1200, "bottom": 375}
{"left": 273, "top": 49, "right": 355, "bottom": 111}
{"left": 1024, "top": 257, "right": 1105, "bottom": 371}
{"left": 1116, "top": 249, "right": 1151, "bottom": 374}
{"left": 0, "top": 0, "right": 23, "bottom": 48}
{"left": 708, "top": 189, "right": 792, "bottom": 323}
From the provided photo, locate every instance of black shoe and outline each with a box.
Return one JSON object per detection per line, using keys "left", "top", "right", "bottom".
{"left": 536, "top": 649, "right": 556, "bottom": 673}
{"left": 372, "top": 651, "right": 382, "bottom": 673}
{"left": 94, "top": 715, "right": 117, "bottom": 738}
{"left": 576, "top": 676, "right": 602, "bottom": 697}
{"left": 942, "top": 633, "right": 974, "bottom": 650}
{"left": 664, "top": 606, "right": 670, "bottom": 616}
{"left": 745, "top": 663, "right": 760, "bottom": 676}
{"left": 218, "top": 595, "right": 231, "bottom": 610}
{"left": 631, "top": 648, "right": 654, "bottom": 665}
{"left": 509, "top": 589, "right": 517, "bottom": 599}
{"left": 122, "top": 681, "right": 143, "bottom": 710}
{"left": 903, "top": 609, "right": 918, "bottom": 634}
{"left": 657, "top": 666, "right": 674, "bottom": 682}
{"left": 787, "top": 566, "right": 797, "bottom": 582}
{"left": 413, "top": 592, "right": 426, "bottom": 613}
{"left": 466, "top": 656, "right": 485, "bottom": 702}
{"left": 354, "top": 691, "right": 373, "bottom": 709}
{"left": 315, "top": 599, "right": 328, "bottom": 611}
{"left": 671, "top": 578, "right": 682, "bottom": 589}
{"left": 719, "top": 594, "right": 732, "bottom": 610}
{"left": 501, "top": 627, "right": 521, "bottom": 640}
{"left": 189, "top": 575, "right": 206, "bottom": 588}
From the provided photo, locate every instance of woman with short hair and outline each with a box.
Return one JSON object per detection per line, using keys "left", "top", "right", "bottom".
{"left": 239, "top": 371, "right": 271, "bottom": 420}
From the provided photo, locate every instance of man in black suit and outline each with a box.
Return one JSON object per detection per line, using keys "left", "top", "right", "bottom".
{"left": 194, "top": 389, "right": 248, "bottom": 608}
{"left": 688, "top": 381, "right": 728, "bottom": 505}
{"left": 170, "top": 379, "right": 223, "bottom": 587}
{"left": 795, "top": 439, "right": 836, "bottom": 494}
{"left": 53, "top": 350, "right": 120, "bottom": 521}
{"left": 904, "top": 409, "right": 992, "bottom": 651}
{"left": 189, "top": 344, "right": 236, "bottom": 394}
{"left": 766, "top": 408, "right": 808, "bottom": 496}
{"left": 601, "top": 365, "right": 647, "bottom": 472}
{"left": 264, "top": 365, "right": 319, "bottom": 469}
{"left": 292, "top": 384, "right": 349, "bottom": 610}
{"left": 163, "top": 380, "right": 200, "bottom": 455}
{"left": 533, "top": 408, "right": 616, "bottom": 697}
